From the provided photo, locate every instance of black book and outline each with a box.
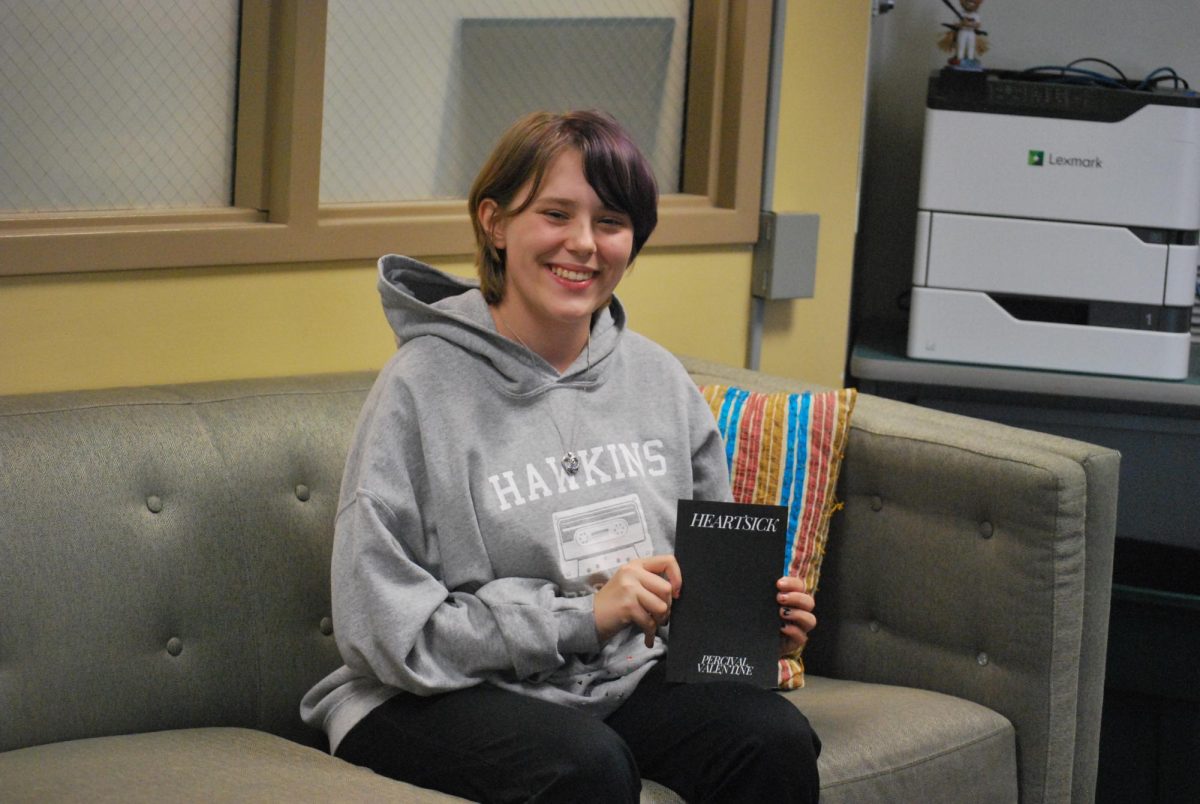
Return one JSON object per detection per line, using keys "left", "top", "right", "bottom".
{"left": 665, "top": 499, "right": 787, "bottom": 687}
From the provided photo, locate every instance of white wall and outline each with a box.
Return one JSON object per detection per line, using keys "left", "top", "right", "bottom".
{"left": 855, "top": 0, "right": 1200, "bottom": 329}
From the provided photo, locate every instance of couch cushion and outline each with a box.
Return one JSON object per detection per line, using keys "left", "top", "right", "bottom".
{"left": 0, "top": 727, "right": 467, "bottom": 803}
{"left": 799, "top": 675, "right": 1017, "bottom": 803}
{"left": 0, "top": 678, "right": 1015, "bottom": 804}
{"left": 0, "top": 375, "right": 375, "bottom": 752}
{"left": 637, "top": 675, "right": 1016, "bottom": 803}
{"left": 698, "top": 384, "right": 856, "bottom": 688}
{"left": 0, "top": 391, "right": 263, "bottom": 752}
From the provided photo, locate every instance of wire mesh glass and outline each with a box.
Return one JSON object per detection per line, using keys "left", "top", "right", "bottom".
{"left": 321, "top": 0, "right": 691, "bottom": 203}
{"left": 0, "top": 0, "right": 240, "bottom": 213}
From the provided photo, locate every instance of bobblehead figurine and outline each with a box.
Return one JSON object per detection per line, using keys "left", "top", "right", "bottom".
{"left": 939, "top": 0, "right": 988, "bottom": 70}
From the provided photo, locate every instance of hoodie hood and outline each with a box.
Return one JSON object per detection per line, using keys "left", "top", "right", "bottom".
{"left": 377, "top": 254, "right": 625, "bottom": 397}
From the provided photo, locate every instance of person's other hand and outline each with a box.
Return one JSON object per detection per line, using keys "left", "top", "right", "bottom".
{"left": 593, "top": 555, "right": 682, "bottom": 648}
{"left": 777, "top": 576, "right": 816, "bottom": 655}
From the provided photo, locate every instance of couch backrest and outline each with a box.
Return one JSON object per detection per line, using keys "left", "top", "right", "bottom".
{"left": 0, "top": 374, "right": 376, "bottom": 752}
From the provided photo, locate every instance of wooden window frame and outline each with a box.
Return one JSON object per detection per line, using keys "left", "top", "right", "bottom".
{"left": 0, "top": 0, "right": 769, "bottom": 277}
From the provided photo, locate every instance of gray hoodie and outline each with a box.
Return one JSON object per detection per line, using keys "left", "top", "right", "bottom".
{"left": 301, "top": 255, "right": 731, "bottom": 754}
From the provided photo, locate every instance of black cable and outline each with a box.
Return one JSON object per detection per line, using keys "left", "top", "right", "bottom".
{"left": 1019, "top": 65, "right": 1128, "bottom": 89}
{"left": 1066, "top": 58, "right": 1128, "bottom": 82}
{"left": 1137, "top": 67, "right": 1190, "bottom": 91}
{"left": 1019, "top": 61, "right": 1193, "bottom": 94}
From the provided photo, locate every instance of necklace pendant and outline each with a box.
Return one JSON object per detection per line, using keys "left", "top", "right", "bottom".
{"left": 561, "top": 451, "right": 581, "bottom": 475}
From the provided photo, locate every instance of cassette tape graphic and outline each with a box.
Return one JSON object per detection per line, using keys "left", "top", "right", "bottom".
{"left": 553, "top": 494, "right": 652, "bottom": 579}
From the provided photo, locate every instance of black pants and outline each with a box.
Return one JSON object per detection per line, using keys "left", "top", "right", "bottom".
{"left": 335, "top": 663, "right": 821, "bottom": 803}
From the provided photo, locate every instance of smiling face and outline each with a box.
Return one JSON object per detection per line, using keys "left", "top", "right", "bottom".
{"left": 480, "top": 148, "right": 634, "bottom": 346}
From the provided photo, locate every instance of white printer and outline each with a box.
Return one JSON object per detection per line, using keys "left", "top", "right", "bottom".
{"left": 908, "top": 69, "right": 1200, "bottom": 379}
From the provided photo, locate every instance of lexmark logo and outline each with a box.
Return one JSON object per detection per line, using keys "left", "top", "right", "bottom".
{"left": 1028, "top": 149, "right": 1102, "bottom": 168}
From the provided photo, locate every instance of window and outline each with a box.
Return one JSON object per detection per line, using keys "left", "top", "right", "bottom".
{"left": 0, "top": 0, "right": 241, "bottom": 213}
{"left": 0, "top": 0, "right": 770, "bottom": 276}
{"left": 320, "top": 0, "right": 691, "bottom": 202}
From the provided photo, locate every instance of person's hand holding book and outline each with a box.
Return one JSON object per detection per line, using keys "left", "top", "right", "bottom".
{"left": 777, "top": 576, "right": 816, "bottom": 655}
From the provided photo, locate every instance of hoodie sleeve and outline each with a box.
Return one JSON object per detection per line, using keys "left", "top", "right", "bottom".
{"left": 332, "top": 492, "right": 600, "bottom": 693}
{"left": 329, "top": 373, "right": 600, "bottom": 696}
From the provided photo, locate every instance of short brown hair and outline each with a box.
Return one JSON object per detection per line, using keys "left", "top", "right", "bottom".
{"left": 468, "top": 110, "right": 659, "bottom": 304}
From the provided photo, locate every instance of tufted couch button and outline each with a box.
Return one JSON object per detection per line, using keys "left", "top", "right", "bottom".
{"left": 976, "top": 651, "right": 989, "bottom": 667}
{"left": 870, "top": 495, "right": 883, "bottom": 512}
{"left": 979, "top": 521, "right": 994, "bottom": 539}
{"left": 295, "top": 484, "right": 311, "bottom": 502}
{"left": 166, "top": 637, "right": 183, "bottom": 657}
{"left": 146, "top": 495, "right": 163, "bottom": 514}
{"left": 319, "top": 616, "right": 333, "bottom": 636}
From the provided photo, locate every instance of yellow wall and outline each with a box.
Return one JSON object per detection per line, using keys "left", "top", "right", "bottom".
{"left": 0, "top": 249, "right": 753, "bottom": 395}
{"left": 0, "top": 2, "right": 870, "bottom": 396}
{"left": 760, "top": 1, "right": 871, "bottom": 385}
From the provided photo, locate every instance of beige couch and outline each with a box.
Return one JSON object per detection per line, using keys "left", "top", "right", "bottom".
{"left": 0, "top": 356, "right": 1118, "bottom": 802}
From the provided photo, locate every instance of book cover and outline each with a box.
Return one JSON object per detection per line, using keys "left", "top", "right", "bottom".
{"left": 665, "top": 499, "right": 787, "bottom": 687}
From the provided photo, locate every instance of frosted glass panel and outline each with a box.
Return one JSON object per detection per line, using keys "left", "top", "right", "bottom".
{"left": 322, "top": 0, "right": 690, "bottom": 203}
{"left": 0, "top": 0, "right": 240, "bottom": 213}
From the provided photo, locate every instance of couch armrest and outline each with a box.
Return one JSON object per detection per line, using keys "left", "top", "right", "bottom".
{"left": 807, "top": 394, "right": 1118, "bottom": 804}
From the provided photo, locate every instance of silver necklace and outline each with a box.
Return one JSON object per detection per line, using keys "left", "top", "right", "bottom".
{"left": 494, "top": 309, "right": 589, "bottom": 475}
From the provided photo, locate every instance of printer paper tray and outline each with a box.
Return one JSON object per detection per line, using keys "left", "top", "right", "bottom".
{"left": 907, "top": 286, "right": 1191, "bottom": 380}
{"left": 914, "top": 211, "right": 1197, "bottom": 306}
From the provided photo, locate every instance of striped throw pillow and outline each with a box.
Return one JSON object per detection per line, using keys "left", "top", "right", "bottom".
{"left": 699, "top": 384, "right": 857, "bottom": 689}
